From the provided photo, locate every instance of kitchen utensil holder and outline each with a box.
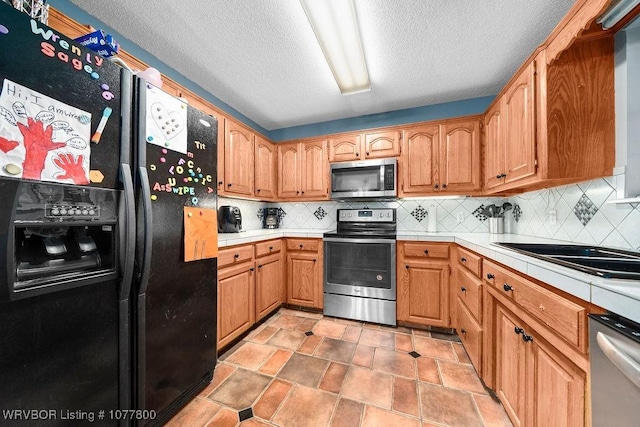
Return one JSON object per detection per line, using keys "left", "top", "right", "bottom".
{"left": 489, "top": 217, "right": 504, "bottom": 234}
{"left": 11, "top": 0, "right": 48, "bottom": 24}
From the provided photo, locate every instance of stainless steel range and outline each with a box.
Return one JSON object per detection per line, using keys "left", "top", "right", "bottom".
{"left": 323, "top": 208, "right": 396, "bottom": 326}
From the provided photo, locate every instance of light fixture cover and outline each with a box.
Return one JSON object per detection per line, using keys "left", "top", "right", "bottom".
{"left": 597, "top": 0, "right": 640, "bottom": 29}
{"left": 300, "top": 0, "right": 371, "bottom": 94}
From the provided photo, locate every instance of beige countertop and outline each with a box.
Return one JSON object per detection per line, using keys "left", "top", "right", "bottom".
{"left": 217, "top": 229, "right": 640, "bottom": 324}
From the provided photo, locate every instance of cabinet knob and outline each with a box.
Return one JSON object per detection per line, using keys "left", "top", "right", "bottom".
{"left": 301, "top": 191, "right": 305, "bottom": 194}
{"left": 405, "top": 265, "right": 409, "bottom": 269}
{"left": 258, "top": 265, "right": 262, "bottom": 269}
{"left": 460, "top": 257, "right": 467, "bottom": 263}
{"left": 424, "top": 249, "right": 429, "bottom": 254}
{"left": 257, "top": 188, "right": 261, "bottom": 192}
{"left": 313, "top": 259, "right": 317, "bottom": 262}
{"left": 296, "top": 191, "right": 300, "bottom": 194}
{"left": 269, "top": 246, "right": 273, "bottom": 250}
{"left": 234, "top": 253, "right": 240, "bottom": 259}
{"left": 461, "top": 287, "right": 467, "bottom": 292}
{"left": 218, "top": 181, "right": 223, "bottom": 185}
{"left": 503, "top": 283, "right": 514, "bottom": 292}
{"left": 522, "top": 334, "right": 533, "bottom": 343}
{"left": 227, "top": 183, "right": 232, "bottom": 187}
{"left": 486, "top": 273, "right": 495, "bottom": 279}
{"left": 434, "top": 184, "right": 439, "bottom": 189}
{"left": 514, "top": 326, "right": 524, "bottom": 335}
{"left": 249, "top": 267, "right": 254, "bottom": 272}
{"left": 442, "top": 184, "right": 447, "bottom": 189}
{"left": 299, "top": 244, "right": 303, "bottom": 248}
{"left": 366, "top": 152, "right": 370, "bottom": 156}
{"left": 496, "top": 174, "right": 502, "bottom": 179}
{"left": 502, "top": 173, "right": 507, "bottom": 178}
{"left": 460, "top": 328, "right": 466, "bottom": 334}
{"left": 355, "top": 152, "right": 359, "bottom": 156}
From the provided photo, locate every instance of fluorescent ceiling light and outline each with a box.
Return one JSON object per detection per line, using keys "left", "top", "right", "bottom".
{"left": 300, "top": 0, "right": 370, "bottom": 94}
{"left": 597, "top": 0, "right": 640, "bottom": 29}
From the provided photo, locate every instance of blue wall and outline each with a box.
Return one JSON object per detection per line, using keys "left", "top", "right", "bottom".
{"left": 47, "top": 1, "right": 494, "bottom": 141}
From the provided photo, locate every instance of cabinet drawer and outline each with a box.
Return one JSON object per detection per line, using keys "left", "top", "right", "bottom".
{"left": 456, "top": 267, "right": 483, "bottom": 322}
{"left": 403, "top": 242, "right": 449, "bottom": 259}
{"left": 255, "top": 239, "right": 282, "bottom": 258}
{"left": 218, "top": 244, "right": 254, "bottom": 268}
{"left": 286, "top": 239, "right": 319, "bottom": 252}
{"left": 457, "top": 247, "right": 482, "bottom": 277}
{"left": 456, "top": 299, "right": 482, "bottom": 373}
{"left": 484, "top": 259, "right": 587, "bottom": 351}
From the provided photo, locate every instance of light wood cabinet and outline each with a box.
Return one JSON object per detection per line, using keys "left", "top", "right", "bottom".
{"left": 328, "top": 129, "right": 400, "bottom": 162}
{"left": 329, "top": 134, "right": 362, "bottom": 162}
{"left": 399, "top": 118, "right": 481, "bottom": 196}
{"left": 223, "top": 118, "right": 254, "bottom": 196}
{"left": 254, "top": 136, "right": 277, "bottom": 200}
{"left": 286, "top": 239, "right": 322, "bottom": 309}
{"left": 255, "top": 252, "right": 283, "bottom": 321}
{"left": 277, "top": 140, "right": 328, "bottom": 200}
{"left": 484, "top": 101, "right": 505, "bottom": 191}
{"left": 218, "top": 259, "right": 255, "bottom": 349}
{"left": 364, "top": 130, "right": 401, "bottom": 159}
{"left": 397, "top": 242, "right": 450, "bottom": 328}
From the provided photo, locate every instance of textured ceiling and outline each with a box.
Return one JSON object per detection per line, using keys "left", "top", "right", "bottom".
{"left": 69, "top": 0, "right": 574, "bottom": 130}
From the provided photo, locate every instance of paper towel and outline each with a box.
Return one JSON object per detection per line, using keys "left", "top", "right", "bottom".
{"left": 427, "top": 204, "right": 437, "bottom": 232}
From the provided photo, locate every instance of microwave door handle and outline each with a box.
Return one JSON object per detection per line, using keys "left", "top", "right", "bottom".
{"left": 379, "top": 165, "right": 385, "bottom": 191}
{"left": 597, "top": 331, "right": 640, "bottom": 389}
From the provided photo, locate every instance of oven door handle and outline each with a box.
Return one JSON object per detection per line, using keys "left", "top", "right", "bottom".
{"left": 597, "top": 331, "right": 640, "bottom": 390}
{"left": 323, "top": 237, "right": 396, "bottom": 245}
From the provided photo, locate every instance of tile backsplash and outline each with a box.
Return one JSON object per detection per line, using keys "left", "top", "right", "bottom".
{"left": 217, "top": 175, "right": 640, "bottom": 252}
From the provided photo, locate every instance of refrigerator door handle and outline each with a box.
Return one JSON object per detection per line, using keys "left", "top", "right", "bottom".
{"left": 597, "top": 331, "right": 640, "bottom": 389}
{"left": 119, "top": 164, "right": 135, "bottom": 301}
{"left": 138, "top": 166, "right": 153, "bottom": 295}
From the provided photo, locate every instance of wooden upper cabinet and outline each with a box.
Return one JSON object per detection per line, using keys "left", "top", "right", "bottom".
{"left": 329, "top": 134, "right": 361, "bottom": 162}
{"left": 217, "top": 115, "right": 227, "bottom": 193}
{"left": 224, "top": 119, "right": 255, "bottom": 196}
{"left": 504, "top": 61, "right": 536, "bottom": 184}
{"left": 301, "top": 139, "right": 328, "bottom": 198}
{"left": 439, "top": 119, "right": 481, "bottom": 193}
{"left": 277, "top": 143, "right": 301, "bottom": 198}
{"left": 364, "top": 130, "right": 401, "bottom": 159}
{"left": 399, "top": 125, "right": 438, "bottom": 196}
{"left": 254, "top": 136, "right": 277, "bottom": 200}
{"left": 484, "top": 102, "right": 505, "bottom": 191}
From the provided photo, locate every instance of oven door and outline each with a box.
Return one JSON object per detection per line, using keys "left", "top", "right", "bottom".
{"left": 323, "top": 237, "right": 396, "bottom": 301}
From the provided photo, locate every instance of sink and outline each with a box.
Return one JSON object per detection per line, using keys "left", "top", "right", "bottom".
{"left": 493, "top": 242, "right": 640, "bottom": 280}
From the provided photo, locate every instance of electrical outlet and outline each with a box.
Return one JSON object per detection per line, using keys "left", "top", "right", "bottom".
{"left": 456, "top": 212, "right": 465, "bottom": 223}
{"left": 548, "top": 209, "right": 557, "bottom": 226}
{"left": 296, "top": 214, "right": 303, "bottom": 223}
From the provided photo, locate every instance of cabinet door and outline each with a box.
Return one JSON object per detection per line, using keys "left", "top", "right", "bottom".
{"left": 217, "top": 115, "right": 227, "bottom": 194}
{"left": 329, "top": 134, "right": 362, "bottom": 162}
{"left": 527, "top": 334, "right": 585, "bottom": 427}
{"left": 254, "top": 136, "right": 277, "bottom": 200}
{"left": 255, "top": 253, "right": 283, "bottom": 321}
{"left": 277, "top": 143, "right": 301, "bottom": 198}
{"left": 399, "top": 125, "right": 438, "bottom": 196}
{"left": 484, "top": 102, "right": 506, "bottom": 190}
{"left": 397, "top": 259, "right": 449, "bottom": 327}
{"left": 439, "top": 119, "right": 481, "bottom": 193}
{"left": 287, "top": 251, "right": 320, "bottom": 308}
{"left": 224, "top": 119, "right": 254, "bottom": 196}
{"left": 218, "top": 262, "right": 255, "bottom": 349}
{"left": 364, "top": 130, "right": 401, "bottom": 159}
{"left": 495, "top": 304, "right": 526, "bottom": 427}
{"left": 301, "top": 139, "right": 328, "bottom": 199}
{"left": 504, "top": 61, "right": 536, "bottom": 184}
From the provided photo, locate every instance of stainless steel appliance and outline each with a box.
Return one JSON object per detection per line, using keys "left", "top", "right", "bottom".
{"left": 330, "top": 158, "right": 396, "bottom": 200}
{"left": 218, "top": 205, "right": 242, "bottom": 232}
{"left": 323, "top": 208, "right": 396, "bottom": 325}
{"left": 590, "top": 312, "right": 640, "bottom": 426}
{"left": 263, "top": 207, "right": 280, "bottom": 229}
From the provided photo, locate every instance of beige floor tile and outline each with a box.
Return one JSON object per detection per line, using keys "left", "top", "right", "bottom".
{"left": 359, "top": 328, "right": 395, "bottom": 349}
{"left": 166, "top": 397, "right": 220, "bottom": 427}
{"left": 266, "top": 329, "right": 306, "bottom": 351}
{"left": 319, "top": 362, "right": 349, "bottom": 394}
{"left": 473, "top": 394, "right": 514, "bottom": 427}
{"left": 201, "top": 362, "right": 236, "bottom": 397}
{"left": 224, "top": 342, "right": 275, "bottom": 371}
{"left": 314, "top": 337, "right": 357, "bottom": 363}
{"left": 269, "top": 313, "right": 304, "bottom": 330}
{"left": 416, "top": 356, "right": 441, "bottom": 385}
{"left": 341, "top": 366, "right": 393, "bottom": 409}
{"left": 396, "top": 333, "right": 414, "bottom": 352}
{"left": 361, "top": 405, "right": 421, "bottom": 427}
{"left": 297, "top": 334, "right": 323, "bottom": 354}
{"left": 204, "top": 407, "right": 237, "bottom": 427}
{"left": 413, "top": 336, "right": 456, "bottom": 361}
{"left": 419, "top": 382, "right": 483, "bottom": 427}
{"left": 330, "top": 398, "right": 363, "bottom": 427}
{"left": 313, "top": 319, "right": 347, "bottom": 338}
{"left": 393, "top": 377, "right": 420, "bottom": 417}
{"left": 253, "top": 378, "right": 293, "bottom": 421}
{"left": 208, "top": 368, "right": 271, "bottom": 410}
{"left": 341, "top": 325, "right": 362, "bottom": 342}
{"left": 351, "top": 344, "right": 375, "bottom": 369}
{"left": 453, "top": 341, "right": 472, "bottom": 364}
{"left": 438, "top": 360, "right": 486, "bottom": 394}
{"left": 372, "top": 347, "right": 416, "bottom": 378}
{"left": 259, "top": 348, "right": 293, "bottom": 376}
{"left": 295, "top": 317, "right": 319, "bottom": 332}
{"left": 247, "top": 325, "right": 279, "bottom": 344}
{"left": 276, "top": 353, "right": 330, "bottom": 388}
{"left": 272, "top": 385, "right": 338, "bottom": 427}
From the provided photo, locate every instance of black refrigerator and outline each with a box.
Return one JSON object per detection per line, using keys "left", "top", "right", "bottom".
{"left": 0, "top": 4, "right": 218, "bottom": 425}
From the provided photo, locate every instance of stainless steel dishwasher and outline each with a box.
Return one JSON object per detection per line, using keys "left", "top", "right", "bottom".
{"left": 590, "top": 313, "right": 640, "bottom": 426}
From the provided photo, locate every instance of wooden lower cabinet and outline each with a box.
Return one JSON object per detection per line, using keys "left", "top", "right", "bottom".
{"left": 493, "top": 300, "right": 585, "bottom": 427}
{"left": 286, "top": 239, "right": 322, "bottom": 309}
{"left": 217, "top": 261, "right": 255, "bottom": 349}
{"left": 397, "top": 242, "right": 450, "bottom": 327}
{"left": 255, "top": 253, "right": 283, "bottom": 321}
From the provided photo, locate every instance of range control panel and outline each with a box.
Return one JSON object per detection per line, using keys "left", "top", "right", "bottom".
{"left": 45, "top": 204, "right": 100, "bottom": 219}
{"left": 337, "top": 209, "right": 396, "bottom": 223}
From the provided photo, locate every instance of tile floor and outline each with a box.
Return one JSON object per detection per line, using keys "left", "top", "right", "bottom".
{"left": 168, "top": 308, "right": 513, "bottom": 427}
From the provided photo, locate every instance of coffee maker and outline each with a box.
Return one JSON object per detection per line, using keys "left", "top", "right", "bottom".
{"left": 263, "top": 208, "right": 280, "bottom": 229}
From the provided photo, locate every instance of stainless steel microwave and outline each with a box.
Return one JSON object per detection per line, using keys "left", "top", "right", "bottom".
{"left": 330, "top": 158, "right": 397, "bottom": 200}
